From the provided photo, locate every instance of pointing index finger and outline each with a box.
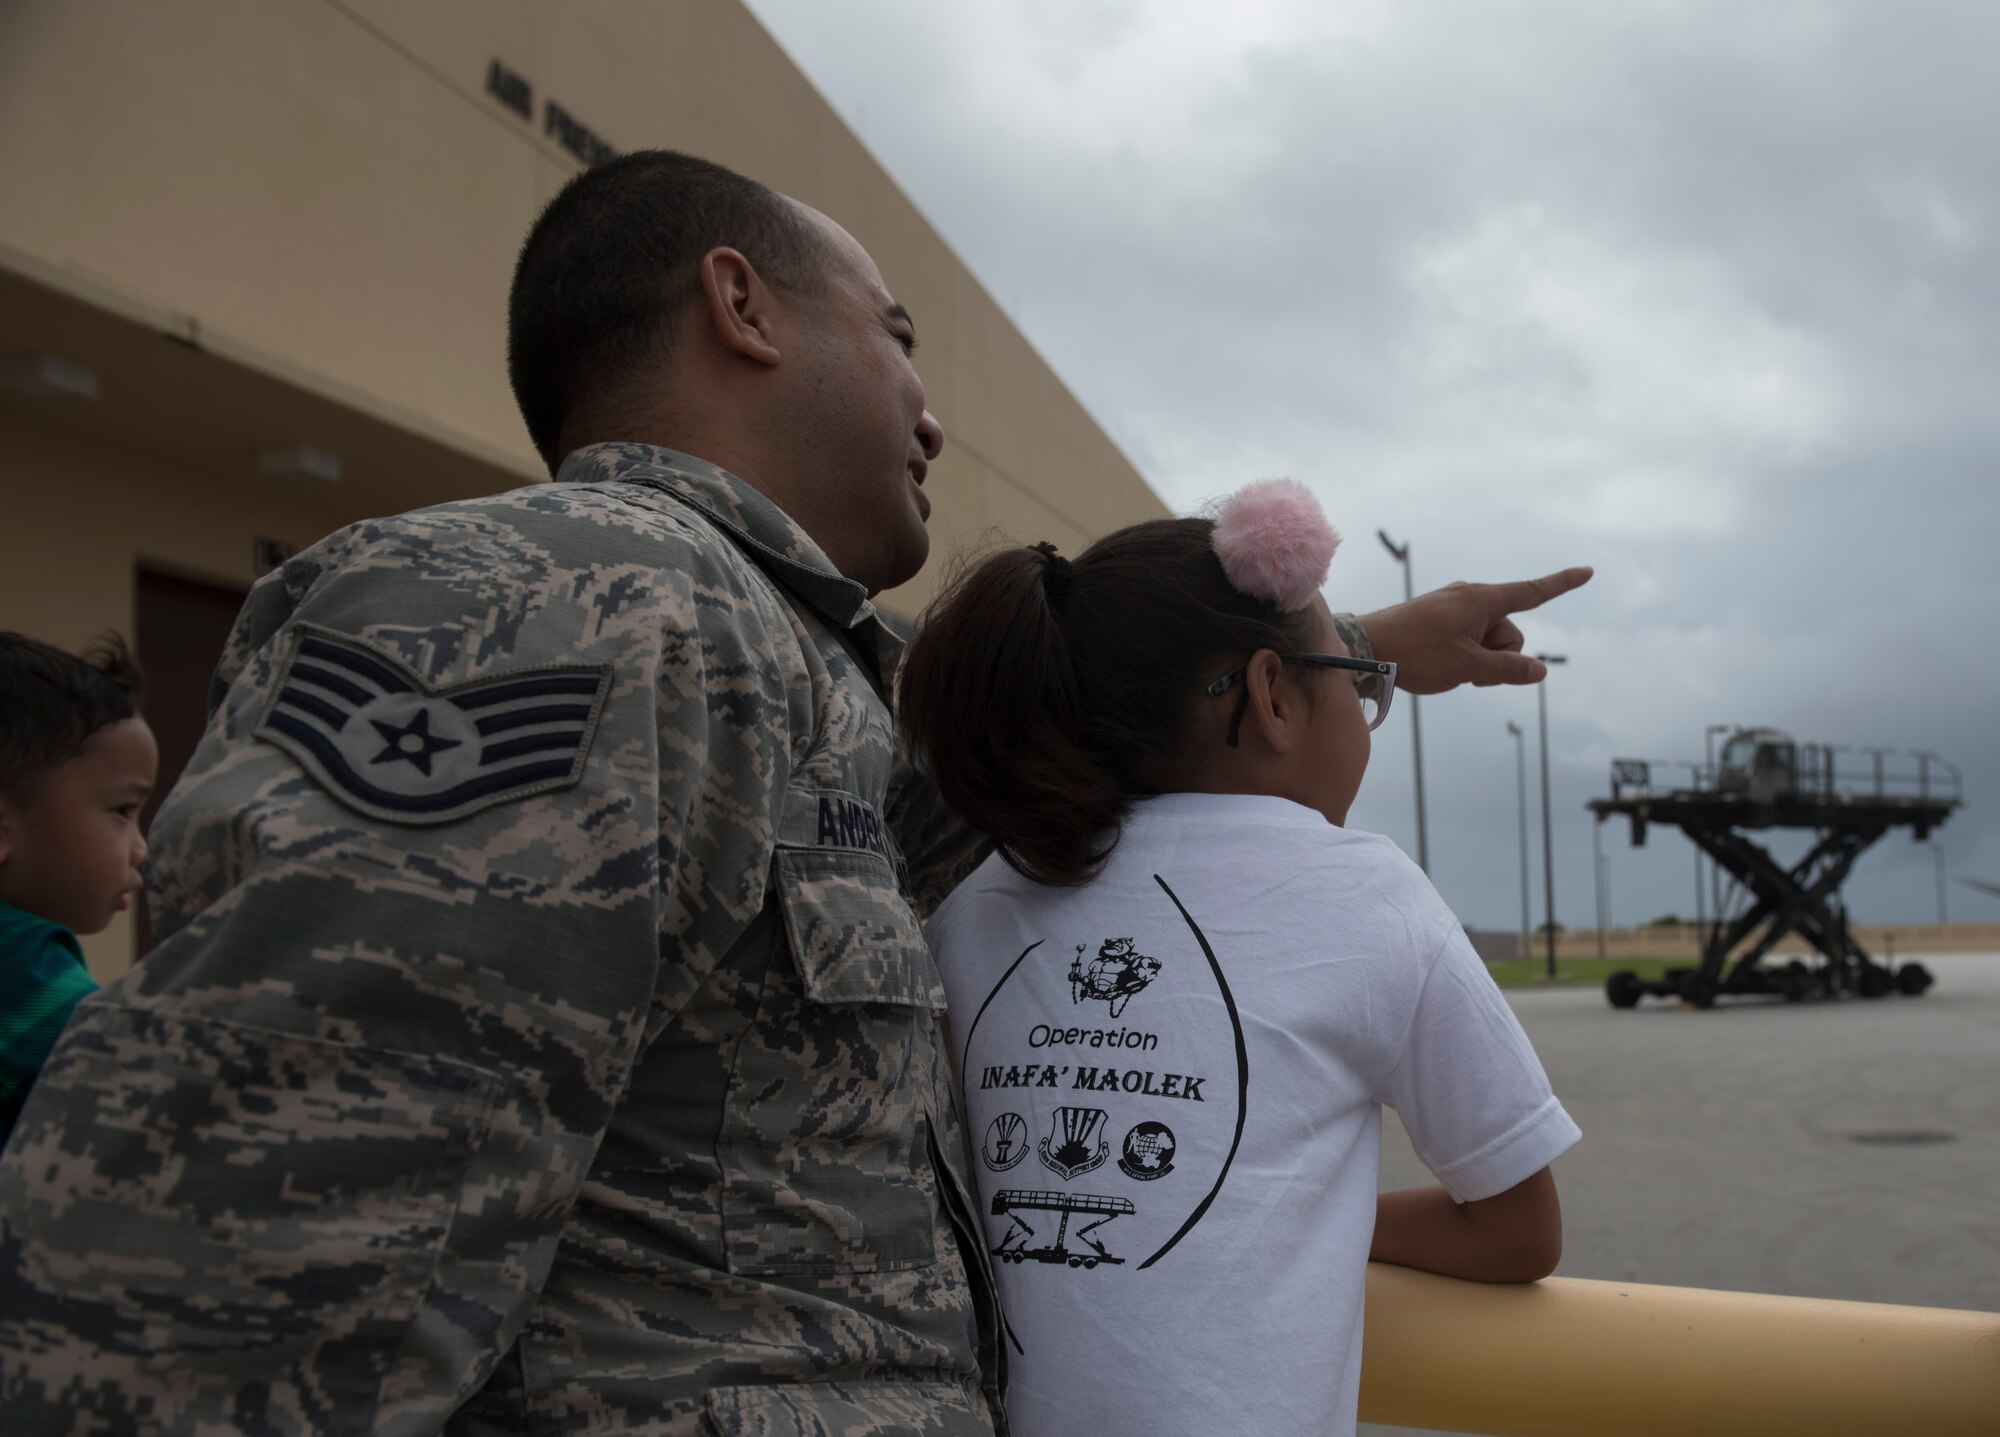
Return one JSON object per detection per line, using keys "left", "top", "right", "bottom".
{"left": 1495, "top": 565, "right": 1594, "bottom": 615}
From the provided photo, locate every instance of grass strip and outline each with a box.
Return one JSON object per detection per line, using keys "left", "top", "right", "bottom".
{"left": 1486, "top": 955, "right": 1687, "bottom": 989}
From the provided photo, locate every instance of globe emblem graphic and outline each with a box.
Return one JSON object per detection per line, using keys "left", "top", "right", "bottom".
{"left": 1119, "top": 1120, "right": 1176, "bottom": 1180}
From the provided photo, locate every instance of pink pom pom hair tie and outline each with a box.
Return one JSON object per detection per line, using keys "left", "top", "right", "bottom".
{"left": 1210, "top": 479, "right": 1341, "bottom": 611}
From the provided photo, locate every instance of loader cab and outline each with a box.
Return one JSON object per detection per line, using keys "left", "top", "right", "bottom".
{"left": 1717, "top": 729, "right": 1798, "bottom": 805}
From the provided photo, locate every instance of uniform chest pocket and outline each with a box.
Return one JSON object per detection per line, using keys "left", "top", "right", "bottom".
{"left": 719, "top": 843, "right": 950, "bottom": 1277}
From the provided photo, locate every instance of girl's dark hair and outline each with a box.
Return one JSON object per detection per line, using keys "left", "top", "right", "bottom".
{"left": 899, "top": 519, "right": 1322, "bottom": 887}
{"left": 0, "top": 631, "right": 146, "bottom": 794}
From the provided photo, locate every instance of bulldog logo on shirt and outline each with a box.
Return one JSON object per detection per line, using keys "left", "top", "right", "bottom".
{"left": 1069, "top": 937, "right": 1161, "bottom": 1019}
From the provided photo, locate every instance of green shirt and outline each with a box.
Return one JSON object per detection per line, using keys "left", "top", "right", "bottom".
{"left": 0, "top": 899, "right": 96, "bottom": 1143}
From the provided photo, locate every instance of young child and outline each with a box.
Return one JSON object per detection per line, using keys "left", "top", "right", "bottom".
{"left": 0, "top": 632, "right": 155, "bottom": 1143}
{"left": 900, "top": 482, "right": 1580, "bottom": 1437}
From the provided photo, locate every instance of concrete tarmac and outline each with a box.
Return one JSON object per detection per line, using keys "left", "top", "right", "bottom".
{"left": 1361, "top": 951, "right": 1999, "bottom": 1435}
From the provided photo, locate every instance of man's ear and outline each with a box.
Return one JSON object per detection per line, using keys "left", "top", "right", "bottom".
{"left": 696, "top": 246, "right": 784, "bottom": 368}
{"left": 1238, "top": 651, "right": 1298, "bottom": 755}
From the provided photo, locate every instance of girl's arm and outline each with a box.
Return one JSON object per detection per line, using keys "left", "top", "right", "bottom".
{"left": 1370, "top": 1166, "right": 1562, "bottom": 1283}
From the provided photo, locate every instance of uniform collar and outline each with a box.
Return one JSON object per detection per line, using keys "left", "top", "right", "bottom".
{"left": 557, "top": 442, "right": 907, "bottom": 684}
{"left": 558, "top": 443, "right": 877, "bottom": 623}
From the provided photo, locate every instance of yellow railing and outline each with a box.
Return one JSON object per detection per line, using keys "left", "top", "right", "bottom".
{"left": 1358, "top": 1264, "right": 2000, "bottom": 1436}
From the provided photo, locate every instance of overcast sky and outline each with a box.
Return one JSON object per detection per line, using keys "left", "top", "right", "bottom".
{"left": 746, "top": 0, "right": 2000, "bottom": 935}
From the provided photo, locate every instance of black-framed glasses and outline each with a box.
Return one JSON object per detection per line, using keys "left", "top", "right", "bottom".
{"left": 1207, "top": 654, "right": 1398, "bottom": 746}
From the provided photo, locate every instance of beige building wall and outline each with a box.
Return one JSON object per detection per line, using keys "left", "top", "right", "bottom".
{"left": 0, "top": 0, "right": 1164, "bottom": 977}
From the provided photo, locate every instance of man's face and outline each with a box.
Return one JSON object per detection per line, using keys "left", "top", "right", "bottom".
{"left": 780, "top": 204, "right": 945, "bottom": 594}
{"left": 0, "top": 716, "right": 157, "bottom": 936}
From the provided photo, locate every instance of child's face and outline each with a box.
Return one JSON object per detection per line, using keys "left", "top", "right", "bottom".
{"left": 0, "top": 716, "right": 157, "bottom": 936}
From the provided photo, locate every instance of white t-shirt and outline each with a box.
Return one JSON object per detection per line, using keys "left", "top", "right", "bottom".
{"left": 928, "top": 792, "right": 1580, "bottom": 1437}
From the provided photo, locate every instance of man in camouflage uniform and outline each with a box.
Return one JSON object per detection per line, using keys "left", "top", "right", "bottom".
{"left": 0, "top": 152, "right": 1587, "bottom": 1433}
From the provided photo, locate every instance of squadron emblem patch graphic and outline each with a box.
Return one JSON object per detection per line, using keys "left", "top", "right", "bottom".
{"left": 1118, "top": 1121, "right": 1178, "bottom": 1181}
{"left": 1069, "top": 937, "right": 1161, "bottom": 1019}
{"left": 1038, "top": 1105, "right": 1111, "bottom": 1180}
{"left": 256, "top": 625, "right": 612, "bottom": 825}
{"left": 983, "top": 1112, "right": 1029, "bottom": 1172}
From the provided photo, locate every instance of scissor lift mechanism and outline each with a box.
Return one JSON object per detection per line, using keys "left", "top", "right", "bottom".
{"left": 1589, "top": 747, "right": 1958, "bottom": 1009}
{"left": 990, "top": 1189, "right": 1135, "bottom": 1268}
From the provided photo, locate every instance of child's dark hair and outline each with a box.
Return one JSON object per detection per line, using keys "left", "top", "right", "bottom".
{"left": 0, "top": 632, "right": 147, "bottom": 794}
{"left": 899, "top": 519, "right": 1323, "bottom": 887}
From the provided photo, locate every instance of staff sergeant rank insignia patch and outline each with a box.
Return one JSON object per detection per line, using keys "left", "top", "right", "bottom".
{"left": 256, "top": 625, "right": 613, "bottom": 826}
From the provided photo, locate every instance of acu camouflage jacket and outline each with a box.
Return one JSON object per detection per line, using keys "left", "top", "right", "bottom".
{"left": 0, "top": 445, "right": 1006, "bottom": 1436}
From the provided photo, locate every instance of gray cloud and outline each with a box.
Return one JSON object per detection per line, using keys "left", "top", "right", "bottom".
{"left": 750, "top": 0, "right": 2000, "bottom": 928}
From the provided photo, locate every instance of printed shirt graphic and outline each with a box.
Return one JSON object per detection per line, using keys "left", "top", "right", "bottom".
{"left": 930, "top": 793, "right": 1581, "bottom": 1437}
{"left": 956, "top": 905, "right": 1247, "bottom": 1278}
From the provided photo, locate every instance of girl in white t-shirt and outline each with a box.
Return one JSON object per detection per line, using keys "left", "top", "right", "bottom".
{"left": 900, "top": 482, "right": 1580, "bottom": 1437}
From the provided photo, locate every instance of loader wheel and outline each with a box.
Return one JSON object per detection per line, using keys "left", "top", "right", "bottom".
{"left": 1896, "top": 962, "right": 1934, "bottom": 997}
{"left": 1683, "top": 974, "right": 1718, "bottom": 1009}
{"left": 1605, "top": 971, "right": 1643, "bottom": 1009}
{"left": 1858, "top": 965, "right": 1893, "bottom": 999}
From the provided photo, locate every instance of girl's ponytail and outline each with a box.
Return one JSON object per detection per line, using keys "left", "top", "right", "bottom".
{"left": 898, "top": 543, "right": 1124, "bottom": 887}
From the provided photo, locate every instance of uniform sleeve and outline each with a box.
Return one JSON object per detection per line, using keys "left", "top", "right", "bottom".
{"left": 1373, "top": 926, "right": 1580, "bottom": 1203}
{"left": 0, "top": 499, "right": 772, "bottom": 1433}
{"left": 1330, "top": 610, "right": 1374, "bottom": 663}
{"left": 884, "top": 734, "right": 992, "bottom": 921}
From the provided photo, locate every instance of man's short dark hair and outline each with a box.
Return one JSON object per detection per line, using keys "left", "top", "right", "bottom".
{"left": 507, "top": 150, "right": 829, "bottom": 472}
{"left": 0, "top": 632, "right": 146, "bottom": 794}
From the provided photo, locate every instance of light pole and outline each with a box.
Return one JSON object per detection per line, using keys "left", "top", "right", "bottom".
{"left": 1507, "top": 721, "right": 1530, "bottom": 961}
{"left": 1536, "top": 654, "right": 1568, "bottom": 978}
{"left": 1377, "top": 530, "right": 1427, "bottom": 874}
{"left": 1935, "top": 841, "right": 1948, "bottom": 927}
